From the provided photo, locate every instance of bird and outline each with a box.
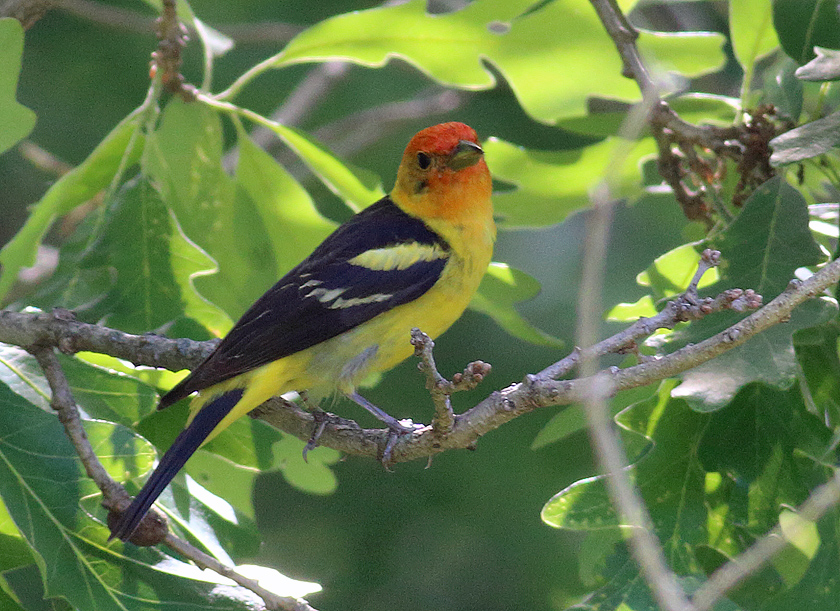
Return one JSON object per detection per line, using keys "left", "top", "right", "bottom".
{"left": 108, "top": 121, "right": 495, "bottom": 543}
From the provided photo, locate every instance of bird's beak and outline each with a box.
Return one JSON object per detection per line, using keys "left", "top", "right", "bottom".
{"left": 447, "top": 140, "right": 484, "bottom": 171}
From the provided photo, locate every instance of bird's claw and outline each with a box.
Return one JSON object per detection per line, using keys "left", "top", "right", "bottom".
{"left": 303, "top": 410, "right": 340, "bottom": 461}
{"left": 380, "top": 418, "right": 422, "bottom": 466}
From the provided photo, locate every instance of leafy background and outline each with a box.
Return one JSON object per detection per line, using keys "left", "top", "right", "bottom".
{"left": 1, "top": 0, "right": 839, "bottom": 610}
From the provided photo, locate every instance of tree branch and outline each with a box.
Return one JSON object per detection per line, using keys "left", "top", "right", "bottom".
{"left": 164, "top": 535, "right": 318, "bottom": 611}
{"left": 29, "top": 345, "right": 127, "bottom": 506}
{"left": 5, "top": 254, "right": 833, "bottom": 467}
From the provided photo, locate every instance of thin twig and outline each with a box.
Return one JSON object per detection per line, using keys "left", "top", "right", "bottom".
{"left": 691, "top": 469, "right": 840, "bottom": 611}
{"left": 537, "top": 249, "right": 759, "bottom": 381}
{"left": 588, "top": 0, "right": 782, "bottom": 224}
{"left": 164, "top": 535, "right": 318, "bottom": 611}
{"left": 29, "top": 346, "right": 127, "bottom": 505}
{"left": 577, "top": 181, "right": 694, "bottom": 611}
{"left": 0, "top": 0, "right": 54, "bottom": 28}
{"left": 410, "top": 328, "right": 491, "bottom": 434}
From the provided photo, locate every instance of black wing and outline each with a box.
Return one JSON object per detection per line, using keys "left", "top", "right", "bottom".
{"left": 160, "top": 197, "right": 449, "bottom": 407}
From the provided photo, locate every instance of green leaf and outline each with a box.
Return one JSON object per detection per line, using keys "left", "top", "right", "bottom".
{"left": 234, "top": 126, "right": 336, "bottom": 277}
{"left": 0, "top": 383, "right": 149, "bottom": 610}
{"left": 268, "top": 0, "right": 725, "bottom": 124}
{"left": 729, "top": 0, "right": 780, "bottom": 72}
{"left": 636, "top": 243, "right": 720, "bottom": 301}
{"left": 191, "top": 412, "right": 339, "bottom": 517}
{"left": 664, "top": 178, "right": 831, "bottom": 410}
{"left": 794, "top": 323, "right": 840, "bottom": 426}
{"left": 264, "top": 123, "right": 383, "bottom": 211}
{"left": 0, "top": 345, "right": 51, "bottom": 411}
{"left": 143, "top": 99, "right": 272, "bottom": 319}
{"left": 544, "top": 375, "right": 833, "bottom": 609}
{"left": 31, "top": 177, "right": 231, "bottom": 337}
{"left": 779, "top": 509, "right": 820, "bottom": 560}
{"left": 0, "top": 114, "right": 143, "bottom": 302}
{"left": 699, "top": 383, "right": 832, "bottom": 606}
{"left": 606, "top": 295, "right": 657, "bottom": 322}
{"left": 0, "top": 381, "right": 302, "bottom": 609}
{"left": 0, "top": 19, "right": 35, "bottom": 156}
{"left": 2, "top": 564, "right": 70, "bottom": 611}
{"left": 271, "top": 434, "right": 340, "bottom": 495}
{"left": 543, "top": 381, "right": 708, "bottom": 594}
{"left": 773, "top": 0, "right": 840, "bottom": 65}
{"left": 532, "top": 385, "right": 657, "bottom": 450}
{"left": 557, "top": 94, "right": 739, "bottom": 138}
{"left": 469, "top": 262, "right": 562, "bottom": 347}
{"left": 0, "top": 345, "right": 157, "bottom": 427}
{"left": 770, "top": 110, "right": 840, "bottom": 166}
{"left": 762, "top": 506, "right": 840, "bottom": 611}
{"left": 795, "top": 46, "right": 840, "bottom": 81}
{"left": 697, "top": 384, "right": 825, "bottom": 497}
{"left": 150, "top": 474, "right": 263, "bottom": 562}
{"left": 484, "top": 137, "right": 657, "bottom": 227}
{"left": 184, "top": 450, "right": 260, "bottom": 521}
{"left": 762, "top": 55, "right": 804, "bottom": 120}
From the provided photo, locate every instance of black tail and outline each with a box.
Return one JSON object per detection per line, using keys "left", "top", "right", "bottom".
{"left": 109, "top": 389, "right": 244, "bottom": 542}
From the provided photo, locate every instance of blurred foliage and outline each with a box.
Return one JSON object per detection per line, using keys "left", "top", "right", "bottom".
{"left": 1, "top": 0, "right": 840, "bottom": 610}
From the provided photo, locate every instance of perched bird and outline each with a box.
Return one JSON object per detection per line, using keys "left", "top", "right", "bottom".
{"left": 109, "top": 122, "right": 495, "bottom": 542}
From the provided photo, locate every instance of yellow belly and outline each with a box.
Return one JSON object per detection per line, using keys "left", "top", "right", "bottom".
{"left": 192, "top": 250, "right": 488, "bottom": 440}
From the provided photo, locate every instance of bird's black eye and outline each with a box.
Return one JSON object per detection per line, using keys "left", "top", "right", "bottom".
{"left": 417, "top": 151, "right": 432, "bottom": 170}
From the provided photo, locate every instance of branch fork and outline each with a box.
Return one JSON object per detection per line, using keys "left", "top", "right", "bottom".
{"left": 410, "top": 327, "right": 491, "bottom": 434}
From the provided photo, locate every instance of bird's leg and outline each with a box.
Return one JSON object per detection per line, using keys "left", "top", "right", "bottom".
{"left": 299, "top": 390, "right": 340, "bottom": 459}
{"left": 347, "top": 391, "right": 420, "bottom": 464}
{"left": 347, "top": 391, "right": 415, "bottom": 433}
{"left": 303, "top": 409, "right": 332, "bottom": 461}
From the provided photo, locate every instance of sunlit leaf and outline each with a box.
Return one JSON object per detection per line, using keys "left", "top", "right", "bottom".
{"left": 268, "top": 0, "right": 725, "bottom": 124}
{"left": 0, "top": 19, "right": 35, "bottom": 156}
{"left": 779, "top": 509, "right": 820, "bottom": 559}
{"left": 193, "top": 412, "right": 340, "bottom": 517}
{"left": 484, "top": 137, "right": 656, "bottom": 227}
{"left": 235, "top": 126, "right": 336, "bottom": 276}
{"left": 636, "top": 243, "right": 720, "bottom": 301}
{"left": 0, "top": 114, "right": 143, "bottom": 302}
{"left": 729, "top": 0, "right": 779, "bottom": 72}
{"left": 605, "top": 295, "right": 657, "bottom": 322}
{"left": 470, "top": 262, "right": 562, "bottom": 347}
{"left": 762, "top": 507, "right": 840, "bottom": 610}
{"left": 264, "top": 123, "right": 383, "bottom": 211}
{"left": 143, "top": 100, "right": 254, "bottom": 318}
{"left": 0, "top": 344, "right": 157, "bottom": 427}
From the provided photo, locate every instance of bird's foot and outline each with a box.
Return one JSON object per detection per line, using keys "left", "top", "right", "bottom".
{"left": 381, "top": 418, "right": 423, "bottom": 466}
{"left": 345, "top": 391, "right": 424, "bottom": 465}
{"left": 302, "top": 409, "right": 343, "bottom": 461}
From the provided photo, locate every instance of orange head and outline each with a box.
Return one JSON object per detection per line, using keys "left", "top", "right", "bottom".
{"left": 391, "top": 122, "right": 493, "bottom": 228}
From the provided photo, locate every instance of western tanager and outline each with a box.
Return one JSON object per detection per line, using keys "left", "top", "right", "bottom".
{"left": 109, "top": 122, "right": 495, "bottom": 542}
